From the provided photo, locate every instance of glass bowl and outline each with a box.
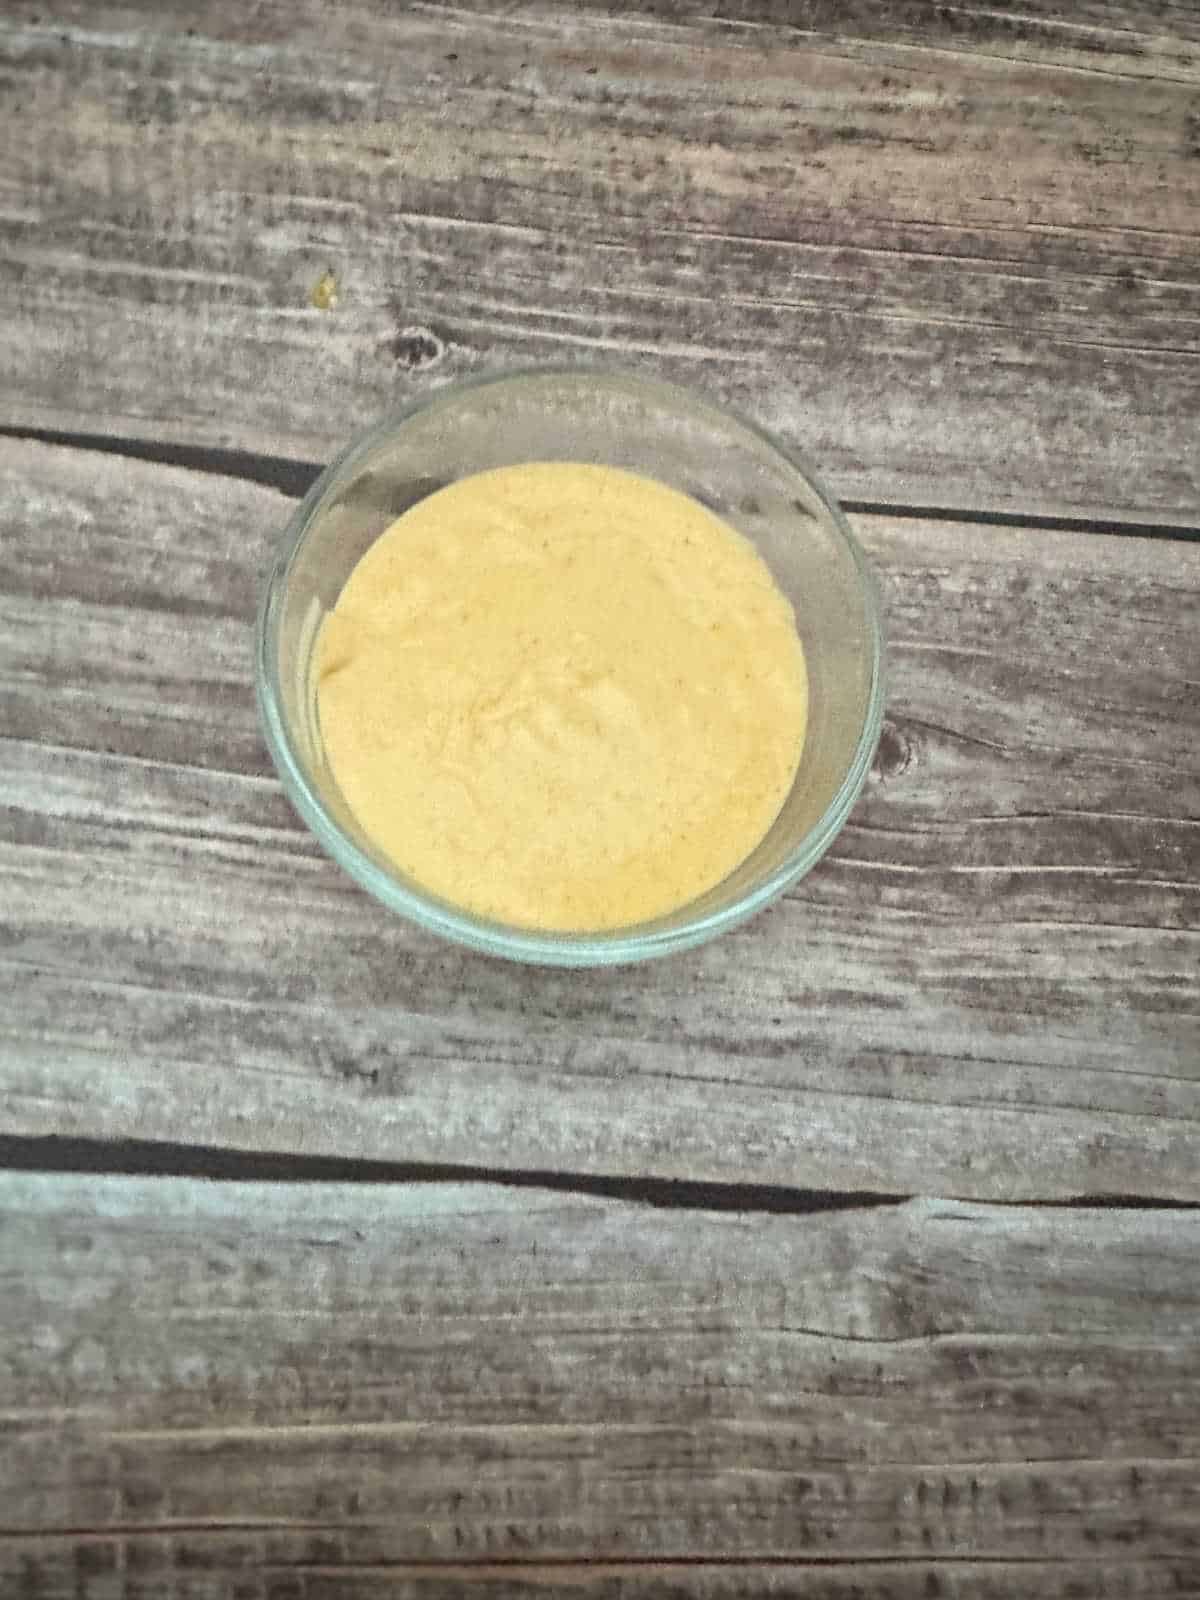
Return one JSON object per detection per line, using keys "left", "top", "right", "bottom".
{"left": 256, "top": 369, "right": 884, "bottom": 965}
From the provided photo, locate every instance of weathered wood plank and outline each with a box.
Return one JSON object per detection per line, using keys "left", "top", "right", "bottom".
{"left": 2, "top": 1176, "right": 1200, "bottom": 1569}
{"left": 1, "top": 1176, "right": 1198, "bottom": 1594}
{"left": 2, "top": 439, "right": 1197, "bottom": 1198}
{"left": 9, "top": 1561, "right": 1196, "bottom": 1600}
{"left": 4, "top": 1560, "right": 1200, "bottom": 1600}
{"left": 2, "top": 3, "right": 1200, "bottom": 519}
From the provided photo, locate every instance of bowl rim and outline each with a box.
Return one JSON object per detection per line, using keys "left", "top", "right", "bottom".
{"left": 255, "top": 365, "right": 885, "bottom": 966}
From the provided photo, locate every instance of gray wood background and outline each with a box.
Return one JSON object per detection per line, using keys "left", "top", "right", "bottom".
{"left": 1, "top": 2, "right": 1198, "bottom": 1595}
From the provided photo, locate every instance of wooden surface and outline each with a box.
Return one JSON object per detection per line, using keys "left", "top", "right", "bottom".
{"left": 2, "top": 3, "right": 1200, "bottom": 1593}
{"left": 3, "top": 1, "right": 1200, "bottom": 521}
{"left": 2, "top": 432, "right": 1200, "bottom": 1196}
{"left": 3, "top": 1175, "right": 1200, "bottom": 1596}
{"left": 3, "top": 437, "right": 1198, "bottom": 1200}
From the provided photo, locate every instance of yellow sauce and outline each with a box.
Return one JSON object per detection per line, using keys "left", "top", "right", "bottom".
{"left": 315, "top": 462, "right": 807, "bottom": 931}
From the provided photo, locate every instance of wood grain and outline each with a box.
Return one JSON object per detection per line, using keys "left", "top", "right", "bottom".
{"left": 2, "top": 1173, "right": 1199, "bottom": 1596}
{"left": 2, "top": 438, "right": 1197, "bottom": 1198}
{"left": 10, "top": 1565, "right": 1187, "bottom": 1600}
{"left": 2, "top": 2, "right": 1200, "bottom": 520}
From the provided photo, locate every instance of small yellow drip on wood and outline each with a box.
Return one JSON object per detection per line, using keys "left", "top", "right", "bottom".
{"left": 316, "top": 462, "right": 808, "bottom": 931}
{"left": 309, "top": 268, "right": 338, "bottom": 311}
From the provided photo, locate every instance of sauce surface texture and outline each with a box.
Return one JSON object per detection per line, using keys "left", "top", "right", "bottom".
{"left": 316, "top": 462, "right": 808, "bottom": 930}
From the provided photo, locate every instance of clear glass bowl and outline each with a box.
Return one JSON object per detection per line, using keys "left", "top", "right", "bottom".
{"left": 256, "top": 369, "right": 884, "bottom": 965}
